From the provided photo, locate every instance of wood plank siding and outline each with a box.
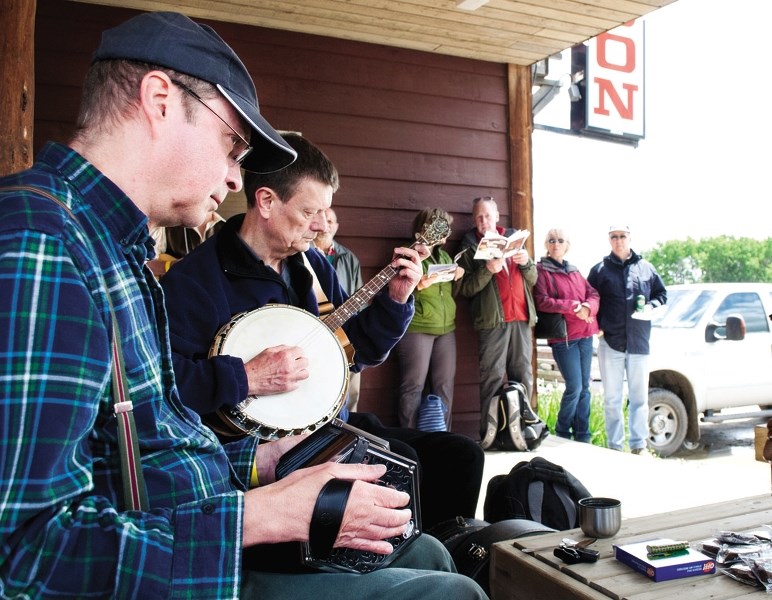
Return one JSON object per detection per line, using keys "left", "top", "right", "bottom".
{"left": 34, "top": 0, "right": 522, "bottom": 439}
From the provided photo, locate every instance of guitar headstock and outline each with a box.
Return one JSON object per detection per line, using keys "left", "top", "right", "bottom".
{"left": 416, "top": 215, "right": 451, "bottom": 247}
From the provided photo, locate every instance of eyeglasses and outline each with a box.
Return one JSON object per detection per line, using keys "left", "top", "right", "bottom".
{"left": 171, "top": 79, "right": 253, "bottom": 167}
{"left": 548, "top": 238, "right": 566, "bottom": 244}
{"left": 609, "top": 234, "right": 628, "bottom": 240}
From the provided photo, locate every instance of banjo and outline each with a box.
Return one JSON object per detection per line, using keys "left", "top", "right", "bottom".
{"left": 206, "top": 215, "right": 451, "bottom": 441}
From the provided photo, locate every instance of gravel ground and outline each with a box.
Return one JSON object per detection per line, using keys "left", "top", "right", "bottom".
{"left": 673, "top": 410, "right": 769, "bottom": 460}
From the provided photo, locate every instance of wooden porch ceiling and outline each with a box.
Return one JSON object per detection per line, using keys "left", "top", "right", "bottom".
{"left": 69, "top": 0, "right": 677, "bottom": 66}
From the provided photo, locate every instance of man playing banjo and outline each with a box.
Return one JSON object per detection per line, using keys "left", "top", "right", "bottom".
{"left": 160, "top": 133, "right": 485, "bottom": 531}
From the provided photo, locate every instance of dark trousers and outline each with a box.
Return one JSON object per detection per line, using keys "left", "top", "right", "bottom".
{"left": 347, "top": 413, "right": 485, "bottom": 530}
{"left": 242, "top": 535, "right": 489, "bottom": 599}
{"left": 477, "top": 321, "right": 533, "bottom": 439}
{"left": 395, "top": 331, "right": 457, "bottom": 429}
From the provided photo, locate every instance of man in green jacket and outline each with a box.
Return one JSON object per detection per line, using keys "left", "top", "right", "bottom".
{"left": 457, "top": 196, "right": 537, "bottom": 449}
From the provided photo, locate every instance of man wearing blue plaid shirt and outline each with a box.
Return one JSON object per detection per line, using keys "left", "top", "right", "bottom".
{"left": 0, "top": 11, "right": 486, "bottom": 599}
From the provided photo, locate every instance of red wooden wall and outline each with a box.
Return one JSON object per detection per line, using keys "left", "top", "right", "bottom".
{"left": 34, "top": 0, "right": 517, "bottom": 439}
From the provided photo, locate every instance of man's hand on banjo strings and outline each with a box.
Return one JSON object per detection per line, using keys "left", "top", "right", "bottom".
{"left": 244, "top": 344, "right": 310, "bottom": 396}
{"left": 388, "top": 246, "right": 424, "bottom": 303}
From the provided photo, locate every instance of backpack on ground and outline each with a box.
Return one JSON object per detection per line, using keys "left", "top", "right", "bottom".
{"left": 483, "top": 456, "right": 591, "bottom": 530}
{"left": 427, "top": 516, "right": 556, "bottom": 595}
{"left": 487, "top": 381, "right": 549, "bottom": 451}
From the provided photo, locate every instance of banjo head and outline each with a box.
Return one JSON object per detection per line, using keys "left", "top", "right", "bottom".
{"left": 209, "top": 305, "right": 349, "bottom": 440}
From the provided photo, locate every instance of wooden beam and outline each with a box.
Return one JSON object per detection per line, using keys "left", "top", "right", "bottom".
{"left": 1, "top": 0, "right": 36, "bottom": 176}
{"left": 507, "top": 63, "right": 533, "bottom": 255}
{"left": 68, "top": 0, "right": 677, "bottom": 65}
{"left": 507, "top": 63, "right": 538, "bottom": 405}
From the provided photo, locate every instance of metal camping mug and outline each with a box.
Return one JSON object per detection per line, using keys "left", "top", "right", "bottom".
{"left": 578, "top": 497, "right": 622, "bottom": 538}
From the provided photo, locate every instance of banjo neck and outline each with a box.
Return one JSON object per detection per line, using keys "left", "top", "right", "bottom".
{"left": 321, "top": 214, "right": 449, "bottom": 333}
{"left": 322, "top": 263, "right": 400, "bottom": 332}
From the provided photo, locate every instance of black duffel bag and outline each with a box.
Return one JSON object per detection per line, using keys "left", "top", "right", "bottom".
{"left": 427, "top": 516, "right": 556, "bottom": 594}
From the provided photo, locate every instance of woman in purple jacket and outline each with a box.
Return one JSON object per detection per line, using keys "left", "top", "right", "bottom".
{"left": 534, "top": 228, "right": 600, "bottom": 442}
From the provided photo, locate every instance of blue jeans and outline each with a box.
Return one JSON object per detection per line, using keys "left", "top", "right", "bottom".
{"left": 550, "top": 336, "right": 593, "bottom": 443}
{"left": 597, "top": 337, "right": 650, "bottom": 451}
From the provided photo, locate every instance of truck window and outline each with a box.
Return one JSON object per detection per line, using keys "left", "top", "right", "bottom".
{"left": 653, "top": 289, "right": 713, "bottom": 328}
{"left": 713, "top": 292, "right": 769, "bottom": 334}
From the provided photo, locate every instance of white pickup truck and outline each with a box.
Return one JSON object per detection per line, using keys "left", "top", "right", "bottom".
{"left": 646, "top": 283, "right": 772, "bottom": 457}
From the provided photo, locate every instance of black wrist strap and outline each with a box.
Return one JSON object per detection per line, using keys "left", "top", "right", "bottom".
{"left": 309, "top": 479, "right": 354, "bottom": 558}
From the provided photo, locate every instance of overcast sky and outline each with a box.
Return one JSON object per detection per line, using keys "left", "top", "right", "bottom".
{"left": 531, "top": 0, "right": 772, "bottom": 273}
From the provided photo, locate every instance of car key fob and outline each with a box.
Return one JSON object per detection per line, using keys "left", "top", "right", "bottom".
{"left": 575, "top": 546, "right": 600, "bottom": 563}
{"left": 554, "top": 545, "right": 599, "bottom": 564}
{"left": 554, "top": 545, "right": 582, "bottom": 564}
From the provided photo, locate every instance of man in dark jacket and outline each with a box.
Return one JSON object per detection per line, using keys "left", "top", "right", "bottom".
{"left": 587, "top": 225, "right": 667, "bottom": 455}
{"left": 161, "top": 133, "right": 484, "bottom": 530}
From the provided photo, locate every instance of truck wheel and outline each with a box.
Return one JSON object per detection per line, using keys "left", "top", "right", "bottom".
{"left": 647, "top": 388, "right": 688, "bottom": 458}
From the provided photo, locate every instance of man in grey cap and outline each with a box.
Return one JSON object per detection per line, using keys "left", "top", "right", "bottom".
{"left": 0, "top": 11, "right": 486, "bottom": 599}
{"left": 588, "top": 225, "right": 667, "bottom": 456}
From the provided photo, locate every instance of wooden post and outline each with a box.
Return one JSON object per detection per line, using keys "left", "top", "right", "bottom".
{"left": 1, "top": 0, "right": 37, "bottom": 176}
{"left": 507, "top": 63, "right": 538, "bottom": 406}
{"left": 764, "top": 419, "right": 772, "bottom": 492}
{"left": 507, "top": 63, "right": 534, "bottom": 257}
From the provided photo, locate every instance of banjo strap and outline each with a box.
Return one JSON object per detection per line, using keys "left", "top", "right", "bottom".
{"left": 301, "top": 252, "right": 355, "bottom": 366}
{"left": 302, "top": 252, "right": 334, "bottom": 317}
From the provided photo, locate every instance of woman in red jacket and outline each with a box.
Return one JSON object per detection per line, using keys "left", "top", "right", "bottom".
{"left": 534, "top": 228, "right": 600, "bottom": 442}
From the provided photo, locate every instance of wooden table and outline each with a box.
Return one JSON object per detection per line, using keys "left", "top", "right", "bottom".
{"left": 490, "top": 494, "right": 772, "bottom": 600}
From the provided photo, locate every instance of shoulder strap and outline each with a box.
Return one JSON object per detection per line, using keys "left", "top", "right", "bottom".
{"left": 110, "top": 311, "right": 149, "bottom": 511}
{"left": 299, "top": 250, "right": 356, "bottom": 367}
{"left": 526, "top": 471, "right": 578, "bottom": 528}
{"left": 0, "top": 185, "right": 148, "bottom": 511}
{"left": 553, "top": 484, "right": 578, "bottom": 527}
{"left": 527, "top": 480, "right": 544, "bottom": 523}
{"left": 301, "top": 251, "right": 334, "bottom": 317}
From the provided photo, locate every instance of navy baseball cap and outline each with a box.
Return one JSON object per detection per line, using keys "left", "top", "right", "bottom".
{"left": 92, "top": 11, "right": 296, "bottom": 173}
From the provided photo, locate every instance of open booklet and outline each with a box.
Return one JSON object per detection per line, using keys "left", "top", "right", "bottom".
{"left": 426, "top": 248, "right": 468, "bottom": 283}
{"left": 474, "top": 229, "right": 530, "bottom": 260}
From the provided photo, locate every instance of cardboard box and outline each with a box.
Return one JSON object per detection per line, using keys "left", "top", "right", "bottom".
{"left": 755, "top": 423, "right": 768, "bottom": 463}
{"left": 613, "top": 538, "right": 716, "bottom": 582}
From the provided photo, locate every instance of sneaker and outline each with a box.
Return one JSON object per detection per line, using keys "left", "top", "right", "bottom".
{"left": 630, "top": 448, "right": 646, "bottom": 455}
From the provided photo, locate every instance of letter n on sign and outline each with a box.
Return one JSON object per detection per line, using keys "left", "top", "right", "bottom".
{"left": 586, "top": 19, "right": 645, "bottom": 139}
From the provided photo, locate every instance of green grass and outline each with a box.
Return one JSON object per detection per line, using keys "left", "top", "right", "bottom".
{"left": 536, "top": 386, "right": 628, "bottom": 449}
